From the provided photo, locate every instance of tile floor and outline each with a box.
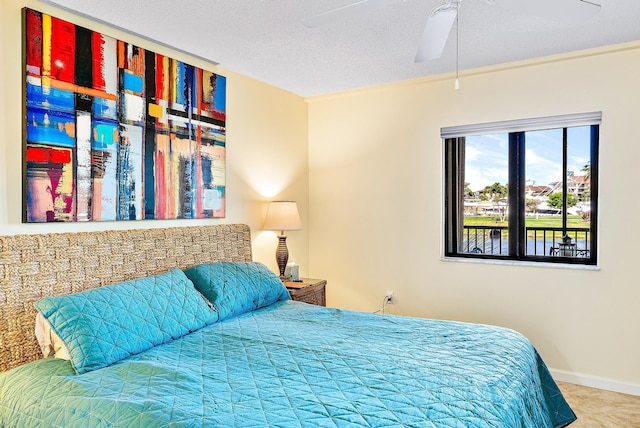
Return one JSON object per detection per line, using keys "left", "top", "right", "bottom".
{"left": 557, "top": 382, "right": 640, "bottom": 427}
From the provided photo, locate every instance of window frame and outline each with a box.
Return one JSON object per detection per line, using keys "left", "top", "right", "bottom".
{"left": 443, "top": 113, "right": 600, "bottom": 266}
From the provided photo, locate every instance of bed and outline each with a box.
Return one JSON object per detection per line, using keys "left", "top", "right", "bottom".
{"left": 0, "top": 224, "right": 576, "bottom": 427}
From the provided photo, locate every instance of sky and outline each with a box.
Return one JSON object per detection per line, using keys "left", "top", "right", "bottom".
{"left": 464, "top": 126, "right": 591, "bottom": 191}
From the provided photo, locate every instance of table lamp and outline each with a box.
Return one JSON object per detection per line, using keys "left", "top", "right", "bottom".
{"left": 263, "top": 201, "right": 302, "bottom": 279}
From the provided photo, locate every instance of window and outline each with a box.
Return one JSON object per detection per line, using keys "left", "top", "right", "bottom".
{"left": 444, "top": 112, "right": 600, "bottom": 265}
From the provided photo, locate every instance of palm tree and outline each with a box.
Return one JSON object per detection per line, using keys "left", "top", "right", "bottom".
{"left": 582, "top": 163, "right": 591, "bottom": 180}
{"left": 580, "top": 163, "right": 591, "bottom": 220}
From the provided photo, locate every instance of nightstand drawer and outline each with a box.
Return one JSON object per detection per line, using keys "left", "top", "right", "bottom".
{"left": 284, "top": 278, "right": 326, "bottom": 306}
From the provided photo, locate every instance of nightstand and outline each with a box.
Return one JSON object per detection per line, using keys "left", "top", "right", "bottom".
{"left": 284, "top": 278, "right": 326, "bottom": 306}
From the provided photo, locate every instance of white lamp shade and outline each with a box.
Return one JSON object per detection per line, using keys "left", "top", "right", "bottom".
{"left": 264, "top": 201, "right": 302, "bottom": 232}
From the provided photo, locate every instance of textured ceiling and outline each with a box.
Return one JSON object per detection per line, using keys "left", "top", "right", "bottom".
{"left": 41, "top": 0, "right": 640, "bottom": 97}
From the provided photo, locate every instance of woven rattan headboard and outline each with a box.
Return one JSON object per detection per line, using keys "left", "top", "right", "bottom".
{"left": 0, "top": 224, "right": 252, "bottom": 372}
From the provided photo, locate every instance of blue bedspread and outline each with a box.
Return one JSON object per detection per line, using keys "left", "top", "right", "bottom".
{"left": 0, "top": 301, "right": 575, "bottom": 427}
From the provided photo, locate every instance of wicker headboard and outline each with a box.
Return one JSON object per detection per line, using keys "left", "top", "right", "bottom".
{"left": 0, "top": 224, "right": 252, "bottom": 372}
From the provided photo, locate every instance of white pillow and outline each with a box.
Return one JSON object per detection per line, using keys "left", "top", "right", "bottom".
{"left": 35, "top": 312, "right": 70, "bottom": 360}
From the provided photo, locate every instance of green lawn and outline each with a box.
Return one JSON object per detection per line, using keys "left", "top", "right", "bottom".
{"left": 464, "top": 215, "right": 588, "bottom": 228}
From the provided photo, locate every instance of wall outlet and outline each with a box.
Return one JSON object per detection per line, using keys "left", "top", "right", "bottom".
{"left": 385, "top": 290, "right": 394, "bottom": 304}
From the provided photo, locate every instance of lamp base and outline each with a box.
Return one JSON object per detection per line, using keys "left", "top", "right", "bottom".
{"left": 276, "top": 234, "right": 289, "bottom": 280}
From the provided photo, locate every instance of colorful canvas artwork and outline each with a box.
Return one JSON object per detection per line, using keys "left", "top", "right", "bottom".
{"left": 23, "top": 8, "right": 226, "bottom": 222}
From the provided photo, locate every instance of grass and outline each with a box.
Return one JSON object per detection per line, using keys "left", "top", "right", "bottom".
{"left": 464, "top": 215, "right": 588, "bottom": 228}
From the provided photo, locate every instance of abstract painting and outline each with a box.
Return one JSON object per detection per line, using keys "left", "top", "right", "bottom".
{"left": 23, "top": 8, "right": 226, "bottom": 222}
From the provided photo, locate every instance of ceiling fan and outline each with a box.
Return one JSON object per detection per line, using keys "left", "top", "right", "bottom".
{"left": 303, "top": 0, "right": 602, "bottom": 63}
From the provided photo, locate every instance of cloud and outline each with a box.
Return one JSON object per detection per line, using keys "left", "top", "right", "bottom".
{"left": 465, "top": 134, "right": 508, "bottom": 190}
{"left": 461, "top": 127, "right": 591, "bottom": 191}
{"left": 525, "top": 148, "right": 562, "bottom": 186}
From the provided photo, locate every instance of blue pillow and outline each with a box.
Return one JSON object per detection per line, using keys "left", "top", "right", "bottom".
{"left": 34, "top": 269, "right": 217, "bottom": 374}
{"left": 183, "top": 262, "right": 290, "bottom": 321}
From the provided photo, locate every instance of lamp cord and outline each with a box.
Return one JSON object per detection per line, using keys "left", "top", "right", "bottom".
{"left": 373, "top": 296, "right": 390, "bottom": 314}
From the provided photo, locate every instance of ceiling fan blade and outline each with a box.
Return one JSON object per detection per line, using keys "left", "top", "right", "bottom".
{"left": 415, "top": 7, "right": 458, "bottom": 62}
{"left": 499, "top": 0, "right": 601, "bottom": 23}
{"left": 303, "top": 0, "right": 401, "bottom": 28}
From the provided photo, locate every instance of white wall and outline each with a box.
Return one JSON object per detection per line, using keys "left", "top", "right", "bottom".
{"left": 307, "top": 44, "right": 640, "bottom": 393}
{"left": 0, "top": 0, "right": 310, "bottom": 275}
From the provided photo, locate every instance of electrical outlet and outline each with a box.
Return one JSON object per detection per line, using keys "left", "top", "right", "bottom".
{"left": 384, "top": 290, "right": 394, "bottom": 304}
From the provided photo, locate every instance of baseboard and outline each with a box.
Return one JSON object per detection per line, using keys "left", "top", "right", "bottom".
{"left": 551, "top": 368, "right": 640, "bottom": 397}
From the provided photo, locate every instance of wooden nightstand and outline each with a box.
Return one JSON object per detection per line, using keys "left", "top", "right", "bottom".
{"left": 284, "top": 278, "right": 326, "bottom": 306}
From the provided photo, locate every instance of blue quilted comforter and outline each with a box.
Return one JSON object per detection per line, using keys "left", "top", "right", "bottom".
{"left": 0, "top": 301, "right": 575, "bottom": 427}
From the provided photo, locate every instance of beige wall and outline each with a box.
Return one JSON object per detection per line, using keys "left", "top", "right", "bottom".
{"left": 0, "top": 0, "right": 310, "bottom": 275}
{"left": 307, "top": 45, "right": 640, "bottom": 392}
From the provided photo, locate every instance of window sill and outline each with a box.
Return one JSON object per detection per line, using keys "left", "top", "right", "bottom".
{"left": 440, "top": 256, "right": 600, "bottom": 271}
